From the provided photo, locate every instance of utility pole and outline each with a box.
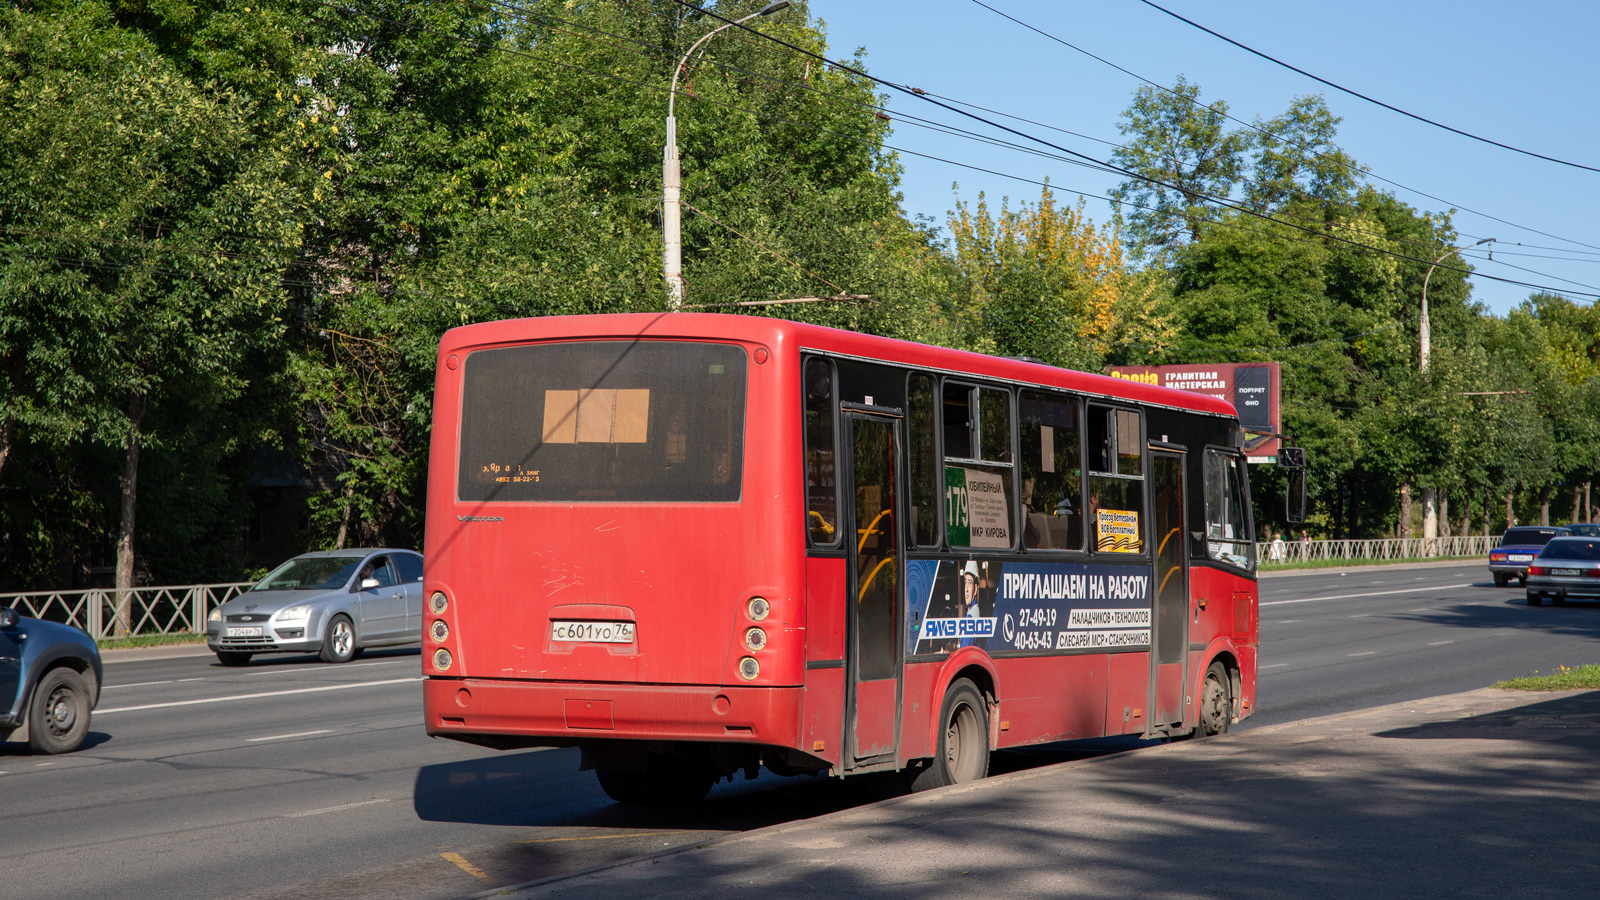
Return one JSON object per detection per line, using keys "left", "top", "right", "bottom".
{"left": 1419, "top": 236, "right": 1494, "bottom": 553}
{"left": 662, "top": 2, "right": 790, "bottom": 309}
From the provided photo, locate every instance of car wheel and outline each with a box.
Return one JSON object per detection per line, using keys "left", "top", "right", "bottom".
{"left": 215, "top": 651, "right": 252, "bottom": 666}
{"left": 28, "top": 668, "right": 91, "bottom": 754}
{"left": 1493, "top": 573, "right": 1508, "bottom": 588}
{"left": 1197, "top": 661, "right": 1234, "bottom": 736}
{"left": 1526, "top": 592, "right": 1543, "bottom": 606}
{"left": 320, "top": 614, "right": 357, "bottom": 663}
{"left": 910, "top": 678, "right": 989, "bottom": 792}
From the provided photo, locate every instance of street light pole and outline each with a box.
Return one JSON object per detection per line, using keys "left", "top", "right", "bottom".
{"left": 663, "top": 2, "right": 789, "bottom": 310}
{"left": 1419, "top": 236, "right": 1495, "bottom": 552}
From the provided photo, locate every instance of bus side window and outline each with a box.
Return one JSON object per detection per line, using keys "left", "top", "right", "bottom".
{"left": 1087, "top": 405, "right": 1145, "bottom": 554}
{"left": 908, "top": 373, "right": 940, "bottom": 548}
{"left": 942, "top": 382, "right": 973, "bottom": 459}
{"left": 1204, "top": 450, "right": 1254, "bottom": 570}
{"left": 944, "top": 383, "right": 1014, "bottom": 550}
{"left": 1019, "top": 390, "right": 1083, "bottom": 551}
{"left": 804, "top": 358, "right": 839, "bottom": 546}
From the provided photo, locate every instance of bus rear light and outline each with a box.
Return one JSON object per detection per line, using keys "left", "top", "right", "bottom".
{"left": 429, "top": 591, "right": 449, "bottom": 614}
{"left": 744, "top": 627, "right": 767, "bottom": 651}
{"left": 431, "top": 620, "right": 449, "bottom": 642}
{"left": 747, "top": 597, "right": 770, "bottom": 621}
{"left": 433, "top": 648, "right": 453, "bottom": 671}
{"left": 737, "top": 657, "right": 760, "bottom": 680}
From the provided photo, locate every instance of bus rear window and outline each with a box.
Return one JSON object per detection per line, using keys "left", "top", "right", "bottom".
{"left": 457, "top": 341, "right": 746, "bottom": 502}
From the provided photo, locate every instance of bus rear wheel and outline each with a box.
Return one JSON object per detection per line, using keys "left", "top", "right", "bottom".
{"left": 910, "top": 679, "right": 989, "bottom": 792}
{"left": 596, "top": 756, "right": 714, "bottom": 805}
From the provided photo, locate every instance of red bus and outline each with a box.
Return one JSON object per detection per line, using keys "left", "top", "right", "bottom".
{"left": 422, "top": 313, "right": 1261, "bottom": 802}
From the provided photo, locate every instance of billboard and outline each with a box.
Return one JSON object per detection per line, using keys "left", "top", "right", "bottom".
{"left": 1106, "top": 363, "right": 1281, "bottom": 463}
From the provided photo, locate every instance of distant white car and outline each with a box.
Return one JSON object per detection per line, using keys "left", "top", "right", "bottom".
{"left": 205, "top": 549, "right": 424, "bottom": 665}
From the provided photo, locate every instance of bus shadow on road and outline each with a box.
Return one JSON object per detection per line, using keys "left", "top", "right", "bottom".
{"left": 413, "top": 739, "right": 1136, "bottom": 830}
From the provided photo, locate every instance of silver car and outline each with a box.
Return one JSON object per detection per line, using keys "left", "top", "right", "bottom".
{"left": 1524, "top": 537, "right": 1600, "bottom": 606}
{"left": 206, "top": 549, "right": 424, "bottom": 665}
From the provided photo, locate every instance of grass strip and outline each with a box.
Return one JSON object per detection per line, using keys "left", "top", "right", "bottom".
{"left": 96, "top": 632, "right": 207, "bottom": 651}
{"left": 1494, "top": 664, "right": 1600, "bottom": 691}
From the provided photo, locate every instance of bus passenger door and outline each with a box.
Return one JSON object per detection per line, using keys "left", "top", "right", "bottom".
{"left": 843, "top": 411, "right": 903, "bottom": 768}
{"left": 1151, "top": 451, "right": 1189, "bottom": 729}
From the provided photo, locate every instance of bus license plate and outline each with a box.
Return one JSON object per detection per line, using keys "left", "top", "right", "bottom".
{"left": 1552, "top": 568, "right": 1581, "bottom": 576}
{"left": 227, "top": 626, "right": 263, "bottom": 637}
{"left": 551, "top": 621, "right": 636, "bottom": 644}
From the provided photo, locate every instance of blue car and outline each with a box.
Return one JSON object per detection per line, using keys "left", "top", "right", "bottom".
{"left": 0, "top": 606, "right": 103, "bottom": 753}
{"left": 1488, "top": 526, "right": 1571, "bottom": 587}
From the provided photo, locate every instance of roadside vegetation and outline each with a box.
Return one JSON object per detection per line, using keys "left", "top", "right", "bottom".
{"left": 1495, "top": 665, "right": 1600, "bottom": 692}
{"left": 4, "top": 1, "right": 1600, "bottom": 594}
{"left": 96, "top": 633, "right": 207, "bottom": 652}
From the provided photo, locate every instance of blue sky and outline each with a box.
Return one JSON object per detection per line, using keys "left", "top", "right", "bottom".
{"left": 803, "top": 0, "right": 1599, "bottom": 316}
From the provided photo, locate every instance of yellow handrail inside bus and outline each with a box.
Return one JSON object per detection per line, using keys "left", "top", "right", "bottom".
{"left": 857, "top": 509, "right": 892, "bottom": 553}
{"left": 808, "top": 510, "right": 837, "bottom": 538}
{"left": 858, "top": 555, "right": 896, "bottom": 602}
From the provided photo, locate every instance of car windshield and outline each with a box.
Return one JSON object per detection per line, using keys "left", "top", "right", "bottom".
{"left": 1500, "top": 528, "right": 1561, "bottom": 546}
{"left": 251, "top": 556, "right": 364, "bottom": 591}
{"left": 1538, "top": 539, "right": 1600, "bottom": 561}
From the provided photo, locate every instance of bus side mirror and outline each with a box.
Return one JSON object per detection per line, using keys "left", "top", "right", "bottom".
{"left": 1286, "top": 467, "right": 1307, "bottom": 525}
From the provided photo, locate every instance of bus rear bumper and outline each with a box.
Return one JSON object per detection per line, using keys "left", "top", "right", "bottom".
{"left": 424, "top": 677, "right": 802, "bottom": 747}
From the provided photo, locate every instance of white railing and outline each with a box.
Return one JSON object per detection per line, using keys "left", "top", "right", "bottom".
{"left": 1262, "top": 536, "right": 1496, "bottom": 567}
{"left": 0, "top": 583, "right": 251, "bottom": 640}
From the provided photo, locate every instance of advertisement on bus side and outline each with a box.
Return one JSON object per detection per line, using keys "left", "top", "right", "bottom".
{"left": 905, "top": 559, "right": 1152, "bottom": 656}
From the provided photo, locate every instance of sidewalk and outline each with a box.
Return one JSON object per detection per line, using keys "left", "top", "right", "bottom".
{"left": 497, "top": 687, "right": 1600, "bottom": 900}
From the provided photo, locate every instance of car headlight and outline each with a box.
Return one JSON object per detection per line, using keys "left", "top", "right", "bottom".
{"left": 208, "top": 607, "right": 222, "bottom": 623}
{"left": 277, "top": 605, "right": 313, "bottom": 621}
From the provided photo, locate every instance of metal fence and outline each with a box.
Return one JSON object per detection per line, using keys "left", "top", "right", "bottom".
{"left": 0, "top": 536, "right": 1499, "bottom": 639}
{"left": 0, "top": 583, "right": 251, "bottom": 640}
{"left": 1263, "top": 535, "right": 1495, "bottom": 566}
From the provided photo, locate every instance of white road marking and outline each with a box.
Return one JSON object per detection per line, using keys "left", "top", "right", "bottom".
{"left": 1428, "top": 640, "right": 1455, "bottom": 646}
{"left": 246, "top": 729, "right": 333, "bottom": 743}
{"left": 1349, "top": 651, "right": 1378, "bottom": 657}
{"left": 103, "top": 680, "right": 174, "bottom": 690}
{"left": 178, "top": 677, "right": 204, "bottom": 682}
{"left": 285, "top": 798, "right": 391, "bottom": 818}
{"left": 1261, "top": 663, "right": 1289, "bottom": 669}
{"left": 1263, "top": 584, "right": 1471, "bottom": 606}
{"left": 1348, "top": 614, "right": 1371, "bottom": 618}
{"left": 94, "top": 677, "right": 422, "bottom": 714}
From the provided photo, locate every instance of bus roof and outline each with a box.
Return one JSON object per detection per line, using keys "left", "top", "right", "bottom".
{"left": 439, "top": 313, "right": 1240, "bottom": 420}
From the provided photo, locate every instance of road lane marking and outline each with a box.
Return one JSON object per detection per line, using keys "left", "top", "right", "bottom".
{"left": 286, "top": 798, "right": 391, "bottom": 818}
{"left": 246, "top": 729, "right": 333, "bottom": 742}
{"left": 1263, "top": 584, "right": 1471, "bottom": 606}
{"left": 517, "top": 831, "right": 677, "bottom": 844}
{"left": 103, "top": 680, "right": 174, "bottom": 690}
{"left": 1261, "top": 663, "right": 1289, "bottom": 669}
{"left": 441, "top": 852, "right": 493, "bottom": 883}
{"left": 1349, "top": 651, "right": 1378, "bottom": 657}
{"left": 178, "top": 677, "right": 204, "bottom": 682}
{"left": 94, "top": 677, "right": 422, "bottom": 714}
{"left": 1428, "top": 640, "right": 1455, "bottom": 646}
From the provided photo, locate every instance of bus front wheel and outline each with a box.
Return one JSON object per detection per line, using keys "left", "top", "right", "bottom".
{"left": 1197, "top": 661, "right": 1233, "bottom": 737}
{"left": 910, "top": 679, "right": 989, "bottom": 792}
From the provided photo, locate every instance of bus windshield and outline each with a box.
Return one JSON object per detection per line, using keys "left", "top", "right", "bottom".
{"left": 457, "top": 340, "right": 747, "bottom": 503}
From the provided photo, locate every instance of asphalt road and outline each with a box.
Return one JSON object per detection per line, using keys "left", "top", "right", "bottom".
{"left": 4, "top": 561, "right": 1596, "bottom": 900}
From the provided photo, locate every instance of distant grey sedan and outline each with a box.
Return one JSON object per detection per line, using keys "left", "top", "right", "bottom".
{"left": 1524, "top": 537, "right": 1600, "bottom": 606}
{"left": 206, "top": 549, "right": 424, "bottom": 665}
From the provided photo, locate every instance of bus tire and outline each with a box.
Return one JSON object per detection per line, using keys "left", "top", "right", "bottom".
{"left": 910, "top": 679, "right": 989, "bottom": 792}
{"left": 595, "top": 769, "right": 648, "bottom": 804}
{"left": 1197, "top": 661, "right": 1232, "bottom": 737}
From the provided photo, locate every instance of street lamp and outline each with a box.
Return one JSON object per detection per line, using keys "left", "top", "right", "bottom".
{"left": 662, "top": 1, "right": 790, "bottom": 309}
{"left": 1420, "top": 236, "right": 1495, "bottom": 373}
{"left": 1419, "top": 236, "right": 1494, "bottom": 553}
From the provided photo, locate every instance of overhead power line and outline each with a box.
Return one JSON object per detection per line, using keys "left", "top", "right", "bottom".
{"left": 1137, "top": 0, "right": 1600, "bottom": 175}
